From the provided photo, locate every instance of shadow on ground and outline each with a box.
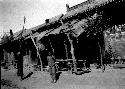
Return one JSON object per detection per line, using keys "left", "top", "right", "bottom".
{"left": 22, "top": 72, "right": 34, "bottom": 80}
{"left": 56, "top": 72, "right": 62, "bottom": 81}
{"left": 1, "top": 79, "right": 26, "bottom": 89}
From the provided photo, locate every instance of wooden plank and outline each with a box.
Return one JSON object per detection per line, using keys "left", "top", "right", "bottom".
{"left": 56, "top": 59, "right": 74, "bottom": 62}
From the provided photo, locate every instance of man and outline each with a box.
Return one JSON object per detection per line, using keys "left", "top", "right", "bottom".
{"left": 17, "top": 51, "right": 24, "bottom": 80}
{"left": 47, "top": 53, "right": 56, "bottom": 83}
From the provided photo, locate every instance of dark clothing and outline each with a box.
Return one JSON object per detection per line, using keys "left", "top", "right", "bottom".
{"left": 17, "top": 52, "right": 23, "bottom": 79}
{"left": 49, "top": 66, "right": 56, "bottom": 80}
{"left": 47, "top": 56, "right": 55, "bottom": 67}
{"left": 47, "top": 55, "right": 56, "bottom": 83}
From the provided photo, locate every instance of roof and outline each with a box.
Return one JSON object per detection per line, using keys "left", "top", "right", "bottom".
{"left": 48, "top": 14, "right": 64, "bottom": 23}
{"left": 13, "top": 14, "right": 64, "bottom": 40}
{"left": 67, "top": 0, "right": 95, "bottom": 12}
{"left": 63, "top": 0, "right": 114, "bottom": 19}
{"left": 14, "top": 23, "right": 46, "bottom": 40}
{"left": 3, "top": 0, "right": 122, "bottom": 43}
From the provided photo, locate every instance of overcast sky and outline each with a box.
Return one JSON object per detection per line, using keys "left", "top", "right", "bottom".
{"left": 0, "top": 0, "right": 86, "bottom": 35}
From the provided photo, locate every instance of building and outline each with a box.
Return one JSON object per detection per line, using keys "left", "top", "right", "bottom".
{"left": 0, "top": 0, "right": 125, "bottom": 71}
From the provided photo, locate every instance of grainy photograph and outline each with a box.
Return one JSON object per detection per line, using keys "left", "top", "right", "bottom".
{"left": 0, "top": 0, "right": 125, "bottom": 89}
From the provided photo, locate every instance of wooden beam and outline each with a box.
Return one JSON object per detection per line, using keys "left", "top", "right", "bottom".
{"left": 30, "top": 36, "right": 43, "bottom": 71}
{"left": 48, "top": 38, "right": 55, "bottom": 55}
{"left": 60, "top": 19, "right": 77, "bottom": 73}
{"left": 97, "top": 39, "right": 103, "bottom": 67}
{"left": 64, "top": 40, "right": 68, "bottom": 59}
{"left": 66, "top": 33, "right": 77, "bottom": 73}
{"left": 97, "top": 31, "right": 106, "bottom": 72}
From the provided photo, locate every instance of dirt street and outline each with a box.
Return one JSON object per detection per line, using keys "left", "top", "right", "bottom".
{"left": 1, "top": 67, "right": 125, "bottom": 89}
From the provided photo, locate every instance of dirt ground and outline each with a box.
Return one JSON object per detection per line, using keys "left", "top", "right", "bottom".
{"left": 1, "top": 66, "right": 125, "bottom": 89}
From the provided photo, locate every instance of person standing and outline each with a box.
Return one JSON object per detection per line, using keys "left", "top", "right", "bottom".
{"left": 47, "top": 53, "right": 56, "bottom": 83}
{"left": 17, "top": 51, "right": 24, "bottom": 80}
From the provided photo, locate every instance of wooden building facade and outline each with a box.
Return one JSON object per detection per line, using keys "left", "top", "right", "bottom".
{"left": 0, "top": 0, "right": 125, "bottom": 72}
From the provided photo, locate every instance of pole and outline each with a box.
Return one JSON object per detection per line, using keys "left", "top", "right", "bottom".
{"left": 97, "top": 32, "right": 105, "bottom": 72}
{"left": 67, "top": 33, "right": 77, "bottom": 73}
{"left": 97, "top": 40, "right": 103, "bottom": 67}
{"left": 30, "top": 36, "right": 43, "bottom": 71}
{"left": 48, "top": 38, "right": 55, "bottom": 56}
{"left": 64, "top": 40, "right": 68, "bottom": 59}
{"left": 60, "top": 19, "right": 77, "bottom": 73}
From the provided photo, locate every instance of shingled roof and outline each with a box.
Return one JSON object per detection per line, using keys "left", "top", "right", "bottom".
{"left": 63, "top": 0, "right": 116, "bottom": 19}
{"left": 13, "top": 14, "right": 64, "bottom": 40}
{"left": 6, "top": 0, "right": 122, "bottom": 42}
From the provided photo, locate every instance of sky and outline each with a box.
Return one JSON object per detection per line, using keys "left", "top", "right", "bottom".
{"left": 0, "top": 0, "right": 87, "bottom": 36}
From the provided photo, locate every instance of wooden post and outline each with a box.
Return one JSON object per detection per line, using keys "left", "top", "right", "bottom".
{"left": 66, "top": 33, "right": 77, "bottom": 73}
{"left": 97, "top": 31, "right": 106, "bottom": 72}
{"left": 98, "top": 40, "right": 103, "bottom": 67}
{"left": 3, "top": 49, "right": 9, "bottom": 68}
{"left": 64, "top": 40, "right": 68, "bottom": 59}
{"left": 28, "top": 49, "right": 32, "bottom": 64}
{"left": 60, "top": 19, "right": 77, "bottom": 72}
{"left": 48, "top": 38, "right": 55, "bottom": 56}
{"left": 10, "top": 52, "right": 15, "bottom": 69}
{"left": 30, "top": 36, "right": 43, "bottom": 71}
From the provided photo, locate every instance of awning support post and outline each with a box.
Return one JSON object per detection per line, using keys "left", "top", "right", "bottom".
{"left": 30, "top": 36, "right": 43, "bottom": 71}
{"left": 66, "top": 33, "right": 77, "bottom": 73}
